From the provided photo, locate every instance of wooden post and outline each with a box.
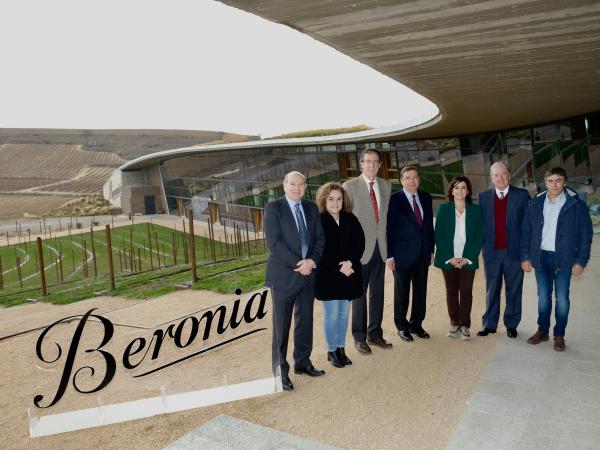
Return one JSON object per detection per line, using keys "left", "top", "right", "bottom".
{"left": 90, "top": 227, "right": 97, "bottom": 278}
{"left": 147, "top": 222, "right": 154, "bottom": 268}
{"left": 119, "top": 249, "right": 123, "bottom": 272}
{"left": 154, "top": 231, "right": 160, "bottom": 267}
{"left": 245, "top": 221, "right": 251, "bottom": 257}
{"left": 105, "top": 225, "right": 115, "bottom": 290}
{"left": 59, "top": 250, "right": 64, "bottom": 283}
{"left": 129, "top": 224, "right": 134, "bottom": 272}
{"left": 172, "top": 232, "right": 177, "bottom": 265}
{"left": 37, "top": 237, "right": 47, "bottom": 296}
{"left": 16, "top": 255, "right": 23, "bottom": 288}
{"left": 54, "top": 251, "right": 59, "bottom": 281}
{"left": 188, "top": 210, "right": 197, "bottom": 282}
{"left": 0, "top": 255, "right": 3, "bottom": 289}
{"left": 83, "top": 240, "right": 89, "bottom": 278}
{"left": 208, "top": 218, "right": 216, "bottom": 261}
{"left": 137, "top": 247, "right": 142, "bottom": 272}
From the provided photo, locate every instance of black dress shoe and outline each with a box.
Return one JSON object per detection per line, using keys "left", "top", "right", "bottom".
{"left": 476, "top": 327, "right": 497, "bottom": 337}
{"left": 398, "top": 330, "right": 414, "bottom": 342}
{"left": 367, "top": 336, "right": 393, "bottom": 348}
{"left": 411, "top": 329, "right": 430, "bottom": 339}
{"left": 281, "top": 376, "right": 294, "bottom": 391}
{"left": 354, "top": 341, "right": 372, "bottom": 354}
{"left": 327, "top": 351, "right": 345, "bottom": 368}
{"left": 294, "top": 364, "right": 326, "bottom": 377}
{"left": 507, "top": 327, "right": 518, "bottom": 338}
{"left": 337, "top": 347, "right": 352, "bottom": 366}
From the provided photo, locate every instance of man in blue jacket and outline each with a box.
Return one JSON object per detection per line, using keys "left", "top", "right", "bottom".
{"left": 520, "top": 167, "right": 593, "bottom": 352}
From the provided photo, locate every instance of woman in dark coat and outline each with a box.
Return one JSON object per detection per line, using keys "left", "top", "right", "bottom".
{"left": 315, "top": 182, "right": 365, "bottom": 368}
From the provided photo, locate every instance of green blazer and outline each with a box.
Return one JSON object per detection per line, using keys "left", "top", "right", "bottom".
{"left": 434, "top": 202, "right": 483, "bottom": 270}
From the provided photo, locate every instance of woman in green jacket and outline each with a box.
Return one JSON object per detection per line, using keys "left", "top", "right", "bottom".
{"left": 434, "top": 176, "right": 483, "bottom": 340}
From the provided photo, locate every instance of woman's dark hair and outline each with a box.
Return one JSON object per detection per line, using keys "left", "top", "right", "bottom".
{"left": 447, "top": 176, "right": 473, "bottom": 203}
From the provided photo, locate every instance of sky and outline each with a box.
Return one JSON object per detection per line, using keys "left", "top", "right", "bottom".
{"left": 0, "top": 0, "right": 438, "bottom": 138}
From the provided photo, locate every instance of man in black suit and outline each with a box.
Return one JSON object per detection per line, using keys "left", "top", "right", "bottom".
{"left": 387, "top": 166, "right": 435, "bottom": 342}
{"left": 264, "top": 171, "right": 326, "bottom": 391}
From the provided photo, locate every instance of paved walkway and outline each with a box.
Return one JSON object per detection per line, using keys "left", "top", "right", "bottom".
{"left": 448, "top": 239, "right": 600, "bottom": 449}
{"left": 172, "top": 240, "right": 600, "bottom": 450}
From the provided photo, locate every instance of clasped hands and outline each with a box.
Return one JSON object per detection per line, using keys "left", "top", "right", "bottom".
{"left": 449, "top": 257, "right": 468, "bottom": 269}
{"left": 294, "top": 258, "right": 315, "bottom": 276}
{"left": 338, "top": 260, "right": 354, "bottom": 277}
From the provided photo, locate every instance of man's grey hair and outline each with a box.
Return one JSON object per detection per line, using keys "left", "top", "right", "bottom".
{"left": 490, "top": 161, "right": 510, "bottom": 175}
{"left": 283, "top": 171, "right": 306, "bottom": 184}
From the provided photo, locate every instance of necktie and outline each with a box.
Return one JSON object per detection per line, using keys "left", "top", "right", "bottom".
{"left": 412, "top": 194, "right": 423, "bottom": 226}
{"left": 369, "top": 182, "right": 379, "bottom": 224}
{"left": 499, "top": 191, "right": 505, "bottom": 199}
{"left": 294, "top": 203, "right": 308, "bottom": 258}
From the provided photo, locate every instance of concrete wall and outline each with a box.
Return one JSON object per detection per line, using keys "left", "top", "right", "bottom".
{"left": 122, "top": 185, "right": 164, "bottom": 214}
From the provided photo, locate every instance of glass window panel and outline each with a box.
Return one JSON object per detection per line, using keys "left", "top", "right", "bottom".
{"left": 533, "top": 124, "right": 558, "bottom": 143}
{"left": 505, "top": 128, "right": 532, "bottom": 146}
{"left": 395, "top": 141, "right": 417, "bottom": 150}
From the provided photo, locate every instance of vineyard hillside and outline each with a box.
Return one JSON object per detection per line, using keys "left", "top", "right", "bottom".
{"left": 0, "top": 128, "right": 257, "bottom": 219}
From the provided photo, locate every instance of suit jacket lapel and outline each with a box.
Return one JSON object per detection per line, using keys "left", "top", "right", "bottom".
{"left": 359, "top": 176, "right": 372, "bottom": 209}
{"left": 282, "top": 198, "right": 301, "bottom": 250}
{"left": 401, "top": 188, "right": 419, "bottom": 225}
{"left": 301, "top": 199, "right": 312, "bottom": 243}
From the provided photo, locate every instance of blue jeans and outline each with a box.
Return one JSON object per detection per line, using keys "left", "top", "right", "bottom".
{"left": 534, "top": 251, "right": 572, "bottom": 336}
{"left": 322, "top": 300, "right": 350, "bottom": 351}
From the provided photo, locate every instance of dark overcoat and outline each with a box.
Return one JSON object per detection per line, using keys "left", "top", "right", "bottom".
{"left": 315, "top": 210, "right": 365, "bottom": 301}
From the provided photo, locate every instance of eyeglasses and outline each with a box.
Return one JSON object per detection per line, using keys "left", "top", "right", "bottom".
{"left": 362, "top": 160, "right": 380, "bottom": 165}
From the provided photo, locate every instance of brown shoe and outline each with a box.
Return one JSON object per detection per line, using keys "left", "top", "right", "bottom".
{"left": 527, "top": 330, "right": 549, "bottom": 345}
{"left": 366, "top": 336, "right": 393, "bottom": 349}
{"left": 354, "top": 341, "right": 372, "bottom": 354}
{"left": 554, "top": 336, "right": 566, "bottom": 352}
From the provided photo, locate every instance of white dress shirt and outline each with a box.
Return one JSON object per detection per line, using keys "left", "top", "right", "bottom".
{"left": 362, "top": 174, "right": 381, "bottom": 208}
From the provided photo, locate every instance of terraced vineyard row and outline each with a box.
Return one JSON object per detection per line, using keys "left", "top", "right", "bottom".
{"left": 32, "top": 166, "right": 117, "bottom": 194}
{"left": 0, "top": 178, "right": 58, "bottom": 191}
{"left": 0, "top": 144, "right": 125, "bottom": 180}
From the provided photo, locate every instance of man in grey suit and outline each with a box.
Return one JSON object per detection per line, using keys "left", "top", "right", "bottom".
{"left": 264, "top": 171, "right": 326, "bottom": 392}
{"left": 343, "top": 149, "right": 393, "bottom": 354}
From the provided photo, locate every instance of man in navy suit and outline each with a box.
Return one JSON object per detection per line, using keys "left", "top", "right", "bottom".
{"left": 264, "top": 171, "right": 326, "bottom": 392}
{"left": 387, "top": 166, "right": 435, "bottom": 342}
{"left": 477, "top": 161, "right": 530, "bottom": 338}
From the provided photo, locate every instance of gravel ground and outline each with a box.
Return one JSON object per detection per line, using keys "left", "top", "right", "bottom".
{"left": 0, "top": 263, "right": 500, "bottom": 450}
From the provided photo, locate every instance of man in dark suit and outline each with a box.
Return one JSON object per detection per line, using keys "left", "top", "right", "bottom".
{"left": 477, "top": 161, "right": 530, "bottom": 338}
{"left": 264, "top": 171, "right": 326, "bottom": 392}
{"left": 387, "top": 165, "right": 435, "bottom": 342}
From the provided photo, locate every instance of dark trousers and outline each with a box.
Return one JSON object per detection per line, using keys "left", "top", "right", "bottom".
{"left": 352, "top": 242, "right": 385, "bottom": 342}
{"left": 442, "top": 268, "right": 476, "bottom": 328}
{"left": 271, "top": 286, "right": 314, "bottom": 377}
{"left": 393, "top": 252, "right": 428, "bottom": 332}
{"left": 482, "top": 250, "right": 523, "bottom": 330}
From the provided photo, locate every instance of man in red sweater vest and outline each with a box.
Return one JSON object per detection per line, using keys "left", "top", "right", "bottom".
{"left": 477, "top": 162, "right": 530, "bottom": 338}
